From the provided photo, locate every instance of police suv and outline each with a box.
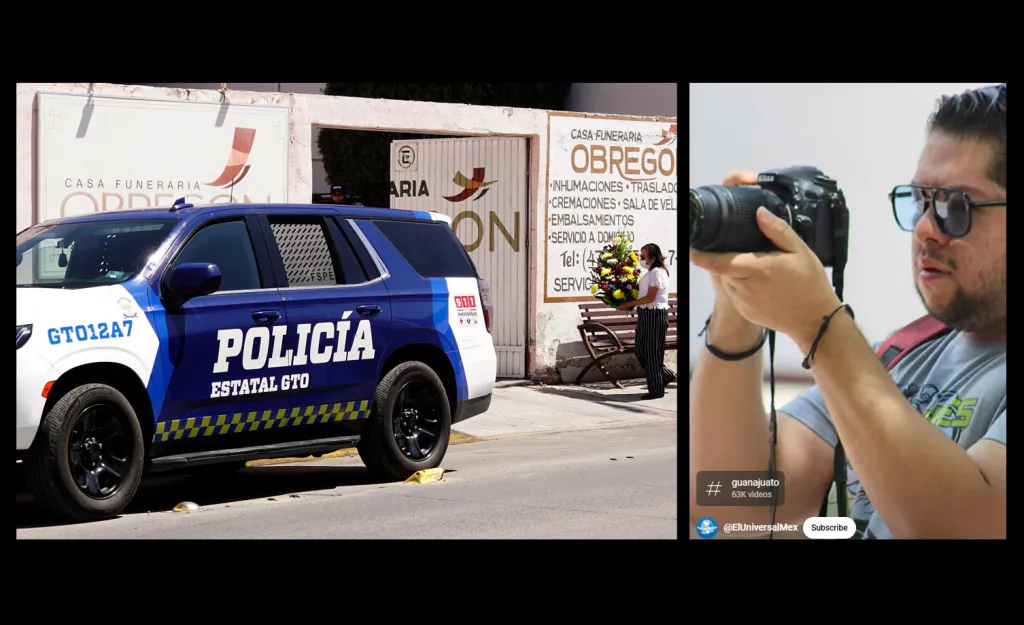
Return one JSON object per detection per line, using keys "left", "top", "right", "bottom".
{"left": 16, "top": 200, "right": 497, "bottom": 521}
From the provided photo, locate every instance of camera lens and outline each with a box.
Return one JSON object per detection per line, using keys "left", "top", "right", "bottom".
{"left": 689, "top": 185, "right": 786, "bottom": 253}
{"left": 689, "top": 191, "right": 702, "bottom": 238}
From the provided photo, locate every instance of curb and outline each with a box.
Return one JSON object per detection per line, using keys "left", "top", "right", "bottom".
{"left": 494, "top": 379, "right": 535, "bottom": 388}
{"left": 245, "top": 431, "right": 482, "bottom": 467}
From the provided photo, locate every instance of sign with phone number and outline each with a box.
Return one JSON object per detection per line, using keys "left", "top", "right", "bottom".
{"left": 544, "top": 112, "right": 677, "bottom": 302}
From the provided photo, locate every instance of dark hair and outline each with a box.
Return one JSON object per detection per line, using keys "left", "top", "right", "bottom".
{"left": 640, "top": 243, "right": 669, "bottom": 277}
{"left": 927, "top": 83, "right": 1006, "bottom": 188}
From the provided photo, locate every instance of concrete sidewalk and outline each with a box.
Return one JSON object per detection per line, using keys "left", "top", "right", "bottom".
{"left": 451, "top": 377, "right": 806, "bottom": 440}
{"left": 451, "top": 377, "right": 807, "bottom": 439}
{"left": 452, "top": 378, "right": 677, "bottom": 439}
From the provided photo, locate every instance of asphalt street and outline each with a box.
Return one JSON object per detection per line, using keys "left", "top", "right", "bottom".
{"left": 17, "top": 420, "right": 677, "bottom": 539}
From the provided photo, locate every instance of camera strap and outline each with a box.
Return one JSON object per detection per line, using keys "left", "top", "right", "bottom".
{"left": 816, "top": 314, "right": 952, "bottom": 521}
{"left": 767, "top": 264, "right": 849, "bottom": 539}
{"left": 764, "top": 177, "right": 856, "bottom": 539}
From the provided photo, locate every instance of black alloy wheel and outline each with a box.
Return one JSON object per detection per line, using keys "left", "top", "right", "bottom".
{"left": 357, "top": 360, "right": 452, "bottom": 482}
{"left": 68, "top": 403, "right": 133, "bottom": 499}
{"left": 25, "top": 382, "right": 145, "bottom": 522}
{"left": 392, "top": 380, "right": 443, "bottom": 460}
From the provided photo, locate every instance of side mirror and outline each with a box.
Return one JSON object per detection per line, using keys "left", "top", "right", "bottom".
{"left": 162, "top": 262, "right": 222, "bottom": 309}
{"left": 16, "top": 249, "right": 22, "bottom": 266}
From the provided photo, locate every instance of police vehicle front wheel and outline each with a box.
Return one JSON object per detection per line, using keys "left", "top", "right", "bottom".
{"left": 358, "top": 361, "right": 452, "bottom": 481}
{"left": 25, "top": 383, "right": 145, "bottom": 523}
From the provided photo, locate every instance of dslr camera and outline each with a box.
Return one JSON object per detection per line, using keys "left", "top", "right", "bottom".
{"left": 688, "top": 166, "right": 849, "bottom": 268}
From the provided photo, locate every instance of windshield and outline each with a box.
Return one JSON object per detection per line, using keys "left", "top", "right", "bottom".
{"left": 16, "top": 219, "right": 177, "bottom": 288}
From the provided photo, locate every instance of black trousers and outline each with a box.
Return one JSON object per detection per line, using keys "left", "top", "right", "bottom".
{"left": 635, "top": 307, "right": 671, "bottom": 395}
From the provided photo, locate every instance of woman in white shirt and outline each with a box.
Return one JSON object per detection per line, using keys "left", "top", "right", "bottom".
{"left": 617, "top": 243, "right": 675, "bottom": 399}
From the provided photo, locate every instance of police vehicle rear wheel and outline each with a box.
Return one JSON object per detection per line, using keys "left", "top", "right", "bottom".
{"left": 25, "top": 383, "right": 145, "bottom": 523}
{"left": 358, "top": 361, "right": 451, "bottom": 481}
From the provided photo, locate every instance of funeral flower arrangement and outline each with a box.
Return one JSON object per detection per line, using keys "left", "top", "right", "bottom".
{"left": 588, "top": 232, "right": 641, "bottom": 307}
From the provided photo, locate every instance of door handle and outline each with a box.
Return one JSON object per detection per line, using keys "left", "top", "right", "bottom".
{"left": 355, "top": 305, "right": 381, "bottom": 316}
{"left": 252, "top": 310, "right": 281, "bottom": 324}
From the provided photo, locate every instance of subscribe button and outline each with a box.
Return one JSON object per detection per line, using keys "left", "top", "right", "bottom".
{"left": 802, "top": 517, "right": 857, "bottom": 539}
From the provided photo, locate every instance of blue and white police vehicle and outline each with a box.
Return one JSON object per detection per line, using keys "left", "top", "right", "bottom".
{"left": 16, "top": 199, "right": 497, "bottom": 521}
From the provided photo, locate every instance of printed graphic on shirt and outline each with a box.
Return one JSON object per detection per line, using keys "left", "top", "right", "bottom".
{"left": 900, "top": 383, "right": 978, "bottom": 444}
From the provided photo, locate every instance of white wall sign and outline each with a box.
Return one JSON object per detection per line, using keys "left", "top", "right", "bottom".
{"left": 544, "top": 112, "right": 678, "bottom": 302}
{"left": 35, "top": 92, "right": 289, "bottom": 225}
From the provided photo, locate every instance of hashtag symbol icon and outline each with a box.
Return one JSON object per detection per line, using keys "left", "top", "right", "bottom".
{"left": 706, "top": 481, "right": 722, "bottom": 496}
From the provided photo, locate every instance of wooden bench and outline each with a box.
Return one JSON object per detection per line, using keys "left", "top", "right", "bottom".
{"left": 576, "top": 297, "right": 678, "bottom": 388}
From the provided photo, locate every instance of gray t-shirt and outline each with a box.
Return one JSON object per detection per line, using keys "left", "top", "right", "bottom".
{"left": 781, "top": 328, "right": 1006, "bottom": 539}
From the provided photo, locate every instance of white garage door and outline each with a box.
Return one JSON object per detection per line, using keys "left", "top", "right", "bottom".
{"left": 389, "top": 137, "right": 528, "bottom": 378}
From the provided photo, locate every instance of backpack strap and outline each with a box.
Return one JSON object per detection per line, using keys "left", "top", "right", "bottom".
{"left": 876, "top": 315, "right": 952, "bottom": 370}
{"left": 818, "top": 315, "right": 952, "bottom": 521}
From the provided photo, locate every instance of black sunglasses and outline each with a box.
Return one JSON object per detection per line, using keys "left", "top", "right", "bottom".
{"left": 889, "top": 184, "right": 1006, "bottom": 238}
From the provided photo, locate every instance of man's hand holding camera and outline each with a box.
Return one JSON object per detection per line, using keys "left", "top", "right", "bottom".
{"left": 689, "top": 171, "right": 841, "bottom": 350}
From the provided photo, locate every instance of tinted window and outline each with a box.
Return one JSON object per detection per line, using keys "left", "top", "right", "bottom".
{"left": 16, "top": 219, "right": 175, "bottom": 288}
{"left": 331, "top": 227, "right": 369, "bottom": 284}
{"left": 370, "top": 219, "right": 477, "bottom": 278}
{"left": 171, "top": 219, "right": 261, "bottom": 292}
{"left": 338, "top": 218, "right": 381, "bottom": 281}
{"left": 268, "top": 216, "right": 368, "bottom": 286}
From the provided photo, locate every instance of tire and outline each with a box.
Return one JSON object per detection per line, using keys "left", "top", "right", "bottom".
{"left": 25, "top": 383, "right": 145, "bottom": 522}
{"left": 358, "top": 361, "right": 452, "bottom": 481}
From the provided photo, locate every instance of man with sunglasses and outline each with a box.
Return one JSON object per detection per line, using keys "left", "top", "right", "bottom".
{"left": 688, "top": 84, "right": 1006, "bottom": 539}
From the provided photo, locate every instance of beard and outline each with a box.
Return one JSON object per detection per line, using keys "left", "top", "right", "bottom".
{"left": 915, "top": 275, "right": 1006, "bottom": 334}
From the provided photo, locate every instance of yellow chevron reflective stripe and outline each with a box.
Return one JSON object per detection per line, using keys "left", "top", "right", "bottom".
{"left": 152, "top": 400, "right": 372, "bottom": 442}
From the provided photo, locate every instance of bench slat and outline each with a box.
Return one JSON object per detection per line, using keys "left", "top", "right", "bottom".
{"left": 582, "top": 328, "right": 678, "bottom": 340}
{"left": 581, "top": 333, "right": 678, "bottom": 343}
{"left": 588, "top": 335, "right": 678, "bottom": 343}
{"left": 580, "top": 309, "right": 679, "bottom": 319}
{"left": 585, "top": 311, "right": 679, "bottom": 321}
{"left": 587, "top": 338, "right": 679, "bottom": 352}
{"left": 585, "top": 319, "right": 679, "bottom": 327}
{"left": 579, "top": 298, "right": 677, "bottom": 310}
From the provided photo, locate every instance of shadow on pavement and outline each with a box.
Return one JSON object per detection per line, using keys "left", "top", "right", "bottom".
{"left": 530, "top": 378, "right": 677, "bottom": 411}
{"left": 17, "top": 462, "right": 392, "bottom": 530}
